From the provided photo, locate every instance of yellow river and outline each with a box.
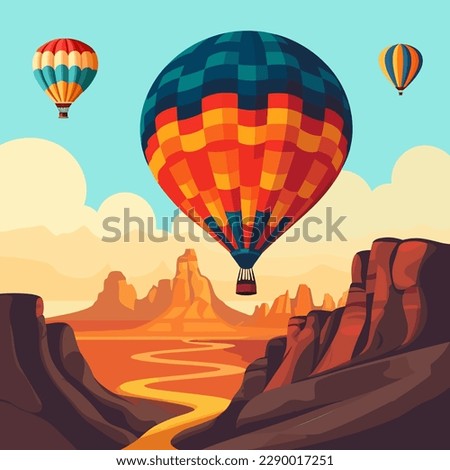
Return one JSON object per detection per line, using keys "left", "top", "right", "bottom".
{"left": 118, "top": 340, "right": 245, "bottom": 450}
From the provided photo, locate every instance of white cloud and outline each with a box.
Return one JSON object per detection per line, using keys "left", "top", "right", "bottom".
{"left": 0, "top": 138, "right": 95, "bottom": 233}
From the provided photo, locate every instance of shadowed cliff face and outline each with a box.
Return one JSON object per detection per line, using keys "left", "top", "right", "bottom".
{"left": 174, "top": 237, "right": 450, "bottom": 450}
{"left": 265, "top": 237, "right": 450, "bottom": 388}
{"left": 0, "top": 294, "right": 182, "bottom": 450}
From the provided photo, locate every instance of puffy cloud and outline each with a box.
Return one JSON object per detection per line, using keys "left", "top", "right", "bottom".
{"left": 0, "top": 138, "right": 95, "bottom": 233}
{"left": 267, "top": 145, "right": 450, "bottom": 267}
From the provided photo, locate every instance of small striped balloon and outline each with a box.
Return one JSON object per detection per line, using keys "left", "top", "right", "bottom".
{"left": 379, "top": 44, "right": 423, "bottom": 95}
{"left": 32, "top": 38, "right": 98, "bottom": 118}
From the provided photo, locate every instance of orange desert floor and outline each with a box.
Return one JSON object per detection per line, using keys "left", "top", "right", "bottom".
{"left": 76, "top": 335, "right": 268, "bottom": 449}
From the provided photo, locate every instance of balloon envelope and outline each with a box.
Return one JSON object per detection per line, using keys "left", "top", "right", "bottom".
{"left": 379, "top": 44, "right": 423, "bottom": 95}
{"left": 32, "top": 38, "right": 98, "bottom": 118}
{"left": 141, "top": 31, "right": 352, "bottom": 294}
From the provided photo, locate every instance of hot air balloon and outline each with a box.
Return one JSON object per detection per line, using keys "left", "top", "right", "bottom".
{"left": 32, "top": 38, "right": 98, "bottom": 118}
{"left": 379, "top": 44, "right": 423, "bottom": 95}
{"left": 141, "top": 31, "right": 352, "bottom": 295}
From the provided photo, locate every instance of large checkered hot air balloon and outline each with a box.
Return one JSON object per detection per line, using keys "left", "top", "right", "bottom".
{"left": 32, "top": 38, "right": 98, "bottom": 118}
{"left": 141, "top": 31, "right": 352, "bottom": 295}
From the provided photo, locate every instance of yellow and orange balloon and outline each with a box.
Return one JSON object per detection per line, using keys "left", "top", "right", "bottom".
{"left": 32, "top": 38, "right": 98, "bottom": 118}
{"left": 379, "top": 44, "right": 423, "bottom": 95}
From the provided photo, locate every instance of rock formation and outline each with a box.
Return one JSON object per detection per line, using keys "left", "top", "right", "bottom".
{"left": 291, "top": 284, "right": 315, "bottom": 315}
{"left": 245, "top": 284, "right": 336, "bottom": 328}
{"left": 337, "top": 290, "right": 348, "bottom": 307}
{"left": 55, "top": 249, "right": 247, "bottom": 332}
{"left": 58, "top": 271, "right": 143, "bottom": 326}
{"left": 134, "top": 279, "right": 172, "bottom": 318}
{"left": 0, "top": 293, "right": 184, "bottom": 450}
{"left": 143, "top": 249, "right": 246, "bottom": 334}
{"left": 174, "top": 237, "right": 450, "bottom": 450}
{"left": 319, "top": 293, "right": 336, "bottom": 311}
{"left": 56, "top": 249, "right": 337, "bottom": 333}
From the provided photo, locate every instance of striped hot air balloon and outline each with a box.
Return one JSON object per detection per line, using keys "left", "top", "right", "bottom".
{"left": 379, "top": 44, "right": 423, "bottom": 95}
{"left": 32, "top": 38, "right": 98, "bottom": 118}
{"left": 141, "top": 31, "right": 352, "bottom": 295}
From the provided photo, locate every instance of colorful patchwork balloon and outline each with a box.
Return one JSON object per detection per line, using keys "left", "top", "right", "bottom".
{"left": 141, "top": 31, "right": 352, "bottom": 295}
{"left": 32, "top": 38, "right": 98, "bottom": 118}
{"left": 379, "top": 44, "right": 423, "bottom": 95}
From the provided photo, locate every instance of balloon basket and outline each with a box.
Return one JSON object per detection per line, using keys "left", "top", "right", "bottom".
{"left": 236, "top": 268, "right": 257, "bottom": 295}
{"left": 56, "top": 103, "right": 72, "bottom": 119}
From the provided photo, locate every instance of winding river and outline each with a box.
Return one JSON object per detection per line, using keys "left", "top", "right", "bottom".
{"left": 119, "top": 340, "right": 245, "bottom": 450}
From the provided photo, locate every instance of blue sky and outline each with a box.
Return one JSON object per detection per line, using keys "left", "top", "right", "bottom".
{"left": 1, "top": 1, "right": 448, "bottom": 222}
